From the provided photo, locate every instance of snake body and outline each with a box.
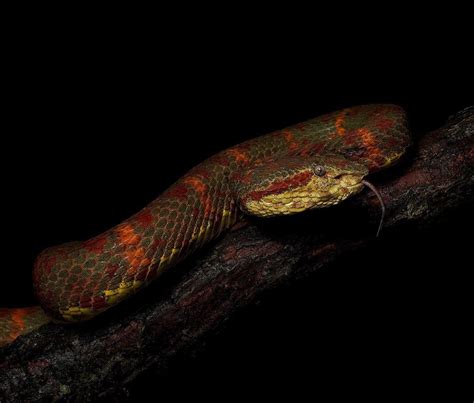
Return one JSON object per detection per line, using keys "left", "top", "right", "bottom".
{"left": 0, "top": 104, "right": 410, "bottom": 346}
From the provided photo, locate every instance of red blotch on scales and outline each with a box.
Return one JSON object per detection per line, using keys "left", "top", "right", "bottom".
{"left": 248, "top": 171, "right": 313, "bottom": 201}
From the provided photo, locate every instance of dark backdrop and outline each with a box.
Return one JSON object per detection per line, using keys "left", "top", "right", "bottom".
{"left": 2, "top": 32, "right": 472, "bottom": 398}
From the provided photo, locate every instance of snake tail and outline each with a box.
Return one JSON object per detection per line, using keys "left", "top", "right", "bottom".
{"left": 0, "top": 307, "right": 50, "bottom": 347}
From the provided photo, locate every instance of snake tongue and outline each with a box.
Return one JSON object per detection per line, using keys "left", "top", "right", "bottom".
{"left": 362, "top": 180, "right": 385, "bottom": 237}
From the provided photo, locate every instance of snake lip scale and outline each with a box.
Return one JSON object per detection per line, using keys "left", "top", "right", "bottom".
{"left": 0, "top": 104, "right": 411, "bottom": 347}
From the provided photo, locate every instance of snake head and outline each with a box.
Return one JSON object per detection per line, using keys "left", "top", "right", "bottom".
{"left": 232, "top": 154, "right": 368, "bottom": 217}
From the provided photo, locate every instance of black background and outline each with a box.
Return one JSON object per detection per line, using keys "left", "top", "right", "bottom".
{"left": 2, "top": 18, "right": 472, "bottom": 399}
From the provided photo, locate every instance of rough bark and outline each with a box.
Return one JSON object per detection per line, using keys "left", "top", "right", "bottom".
{"left": 0, "top": 107, "right": 472, "bottom": 402}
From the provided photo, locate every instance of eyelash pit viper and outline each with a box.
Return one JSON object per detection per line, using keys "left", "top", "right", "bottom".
{"left": 0, "top": 104, "right": 411, "bottom": 347}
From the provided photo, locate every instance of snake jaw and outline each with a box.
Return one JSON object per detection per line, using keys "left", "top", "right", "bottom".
{"left": 235, "top": 154, "right": 371, "bottom": 218}
{"left": 240, "top": 171, "right": 367, "bottom": 217}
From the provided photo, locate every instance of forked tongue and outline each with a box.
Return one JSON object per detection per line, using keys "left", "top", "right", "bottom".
{"left": 362, "top": 180, "right": 385, "bottom": 237}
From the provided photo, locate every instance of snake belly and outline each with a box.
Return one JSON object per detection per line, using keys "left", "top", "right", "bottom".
{"left": 0, "top": 104, "right": 410, "bottom": 345}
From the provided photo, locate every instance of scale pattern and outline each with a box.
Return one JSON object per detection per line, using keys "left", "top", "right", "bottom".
{"left": 1, "top": 104, "right": 410, "bottom": 343}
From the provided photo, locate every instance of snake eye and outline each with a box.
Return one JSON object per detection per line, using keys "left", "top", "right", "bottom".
{"left": 312, "top": 165, "right": 326, "bottom": 177}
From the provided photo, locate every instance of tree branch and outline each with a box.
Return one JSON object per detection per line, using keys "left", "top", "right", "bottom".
{"left": 0, "top": 107, "right": 472, "bottom": 401}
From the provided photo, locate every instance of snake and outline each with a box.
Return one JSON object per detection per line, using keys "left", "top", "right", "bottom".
{"left": 0, "top": 104, "right": 411, "bottom": 347}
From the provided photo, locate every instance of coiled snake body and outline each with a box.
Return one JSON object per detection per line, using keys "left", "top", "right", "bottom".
{"left": 0, "top": 104, "right": 411, "bottom": 346}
